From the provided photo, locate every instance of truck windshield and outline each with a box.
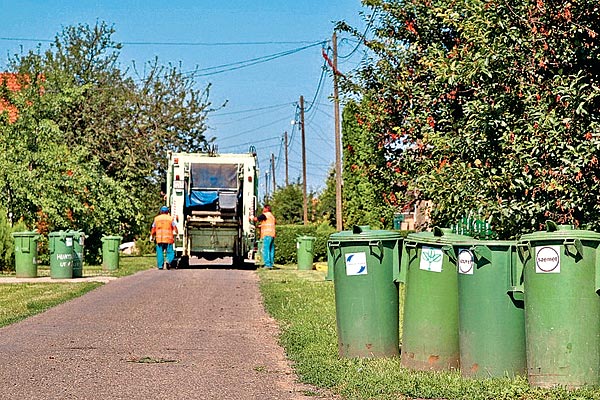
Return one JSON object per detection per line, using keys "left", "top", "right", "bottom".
{"left": 190, "top": 163, "right": 238, "bottom": 190}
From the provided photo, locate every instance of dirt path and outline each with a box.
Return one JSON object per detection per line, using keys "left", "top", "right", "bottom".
{"left": 0, "top": 266, "right": 325, "bottom": 399}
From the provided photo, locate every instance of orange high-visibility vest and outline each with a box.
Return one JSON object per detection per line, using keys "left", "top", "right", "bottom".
{"left": 152, "top": 214, "right": 177, "bottom": 244}
{"left": 260, "top": 211, "right": 276, "bottom": 238}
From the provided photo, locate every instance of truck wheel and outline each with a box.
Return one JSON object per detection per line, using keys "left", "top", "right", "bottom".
{"left": 178, "top": 256, "right": 189, "bottom": 269}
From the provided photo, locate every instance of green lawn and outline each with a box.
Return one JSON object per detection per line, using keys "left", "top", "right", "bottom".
{"left": 0, "top": 255, "right": 155, "bottom": 328}
{"left": 258, "top": 265, "right": 600, "bottom": 400}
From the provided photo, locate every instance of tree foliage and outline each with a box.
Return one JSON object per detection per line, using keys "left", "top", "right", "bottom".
{"left": 340, "top": 0, "right": 600, "bottom": 238}
{"left": 1, "top": 21, "right": 212, "bottom": 260}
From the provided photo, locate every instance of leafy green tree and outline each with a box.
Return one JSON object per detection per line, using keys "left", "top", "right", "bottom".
{"left": 1, "top": 21, "right": 213, "bottom": 260}
{"left": 341, "top": 0, "right": 600, "bottom": 238}
{"left": 341, "top": 100, "right": 393, "bottom": 229}
{"left": 270, "top": 183, "right": 305, "bottom": 225}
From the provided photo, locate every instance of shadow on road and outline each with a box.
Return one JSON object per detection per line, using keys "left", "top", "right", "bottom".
{"left": 174, "top": 256, "right": 258, "bottom": 271}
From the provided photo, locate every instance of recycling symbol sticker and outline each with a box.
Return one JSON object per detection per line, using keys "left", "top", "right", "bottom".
{"left": 345, "top": 252, "right": 368, "bottom": 276}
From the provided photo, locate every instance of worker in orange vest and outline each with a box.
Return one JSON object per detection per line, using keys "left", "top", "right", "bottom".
{"left": 256, "top": 204, "right": 276, "bottom": 269}
{"left": 150, "top": 206, "right": 178, "bottom": 270}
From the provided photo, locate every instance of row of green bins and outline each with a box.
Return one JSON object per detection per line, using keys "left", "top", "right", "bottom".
{"left": 399, "top": 227, "right": 473, "bottom": 370}
{"left": 296, "top": 235, "right": 316, "bottom": 270}
{"left": 329, "top": 226, "right": 402, "bottom": 358}
{"left": 101, "top": 235, "right": 123, "bottom": 271}
{"left": 518, "top": 221, "right": 600, "bottom": 388}
{"left": 12, "top": 231, "right": 41, "bottom": 278}
{"left": 400, "top": 227, "right": 526, "bottom": 377}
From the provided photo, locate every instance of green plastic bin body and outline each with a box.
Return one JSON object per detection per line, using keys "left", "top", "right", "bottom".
{"left": 297, "top": 236, "right": 316, "bottom": 271}
{"left": 458, "top": 241, "right": 526, "bottom": 378}
{"left": 255, "top": 239, "right": 264, "bottom": 266}
{"left": 68, "top": 230, "right": 85, "bottom": 278}
{"left": 518, "top": 223, "right": 600, "bottom": 388}
{"left": 12, "top": 231, "right": 40, "bottom": 278}
{"left": 400, "top": 228, "right": 473, "bottom": 371}
{"left": 101, "top": 235, "right": 122, "bottom": 271}
{"left": 330, "top": 226, "right": 402, "bottom": 358}
{"left": 49, "top": 231, "right": 74, "bottom": 279}
{"left": 393, "top": 214, "right": 404, "bottom": 230}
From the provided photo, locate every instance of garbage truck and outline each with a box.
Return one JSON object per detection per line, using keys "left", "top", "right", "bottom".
{"left": 165, "top": 149, "right": 259, "bottom": 267}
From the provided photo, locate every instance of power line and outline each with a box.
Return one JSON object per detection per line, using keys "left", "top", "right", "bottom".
{"left": 185, "top": 41, "right": 327, "bottom": 77}
{"left": 211, "top": 102, "right": 293, "bottom": 117}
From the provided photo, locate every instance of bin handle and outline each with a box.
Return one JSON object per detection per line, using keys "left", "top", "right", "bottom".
{"left": 369, "top": 240, "right": 383, "bottom": 262}
{"left": 392, "top": 240, "right": 401, "bottom": 283}
{"left": 442, "top": 244, "right": 457, "bottom": 264}
{"left": 328, "top": 241, "right": 341, "bottom": 263}
{"left": 509, "top": 244, "right": 525, "bottom": 300}
{"left": 471, "top": 244, "right": 492, "bottom": 263}
{"left": 517, "top": 241, "right": 531, "bottom": 262}
{"left": 563, "top": 238, "right": 583, "bottom": 259}
{"left": 404, "top": 240, "right": 417, "bottom": 248}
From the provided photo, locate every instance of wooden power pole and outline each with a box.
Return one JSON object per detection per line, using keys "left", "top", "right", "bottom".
{"left": 332, "top": 32, "right": 343, "bottom": 231}
{"left": 284, "top": 131, "right": 289, "bottom": 186}
{"left": 271, "top": 153, "right": 276, "bottom": 192}
{"left": 300, "top": 95, "right": 308, "bottom": 225}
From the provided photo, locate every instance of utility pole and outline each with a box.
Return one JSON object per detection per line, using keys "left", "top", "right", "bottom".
{"left": 333, "top": 32, "right": 343, "bottom": 231}
{"left": 300, "top": 95, "right": 308, "bottom": 225}
{"left": 265, "top": 172, "right": 269, "bottom": 200}
{"left": 271, "top": 153, "right": 276, "bottom": 193}
{"left": 284, "top": 131, "right": 289, "bottom": 186}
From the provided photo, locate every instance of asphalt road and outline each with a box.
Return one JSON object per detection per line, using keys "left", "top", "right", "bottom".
{"left": 0, "top": 263, "right": 322, "bottom": 399}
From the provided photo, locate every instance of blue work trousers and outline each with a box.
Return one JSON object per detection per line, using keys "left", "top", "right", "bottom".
{"left": 156, "top": 243, "right": 175, "bottom": 269}
{"left": 262, "top": 236, "right": 275, "bottom": 268}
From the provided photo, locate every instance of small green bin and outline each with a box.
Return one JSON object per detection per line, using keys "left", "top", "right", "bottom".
{"left": 329, "top": 226, "right": 402, "bottom": 358}
{"left": 12, "top": 231, "right": 40, "bottom": 278}
{"left": 49, "top": 231, "right": 74, "bottom": 279}
{"left": 101, "top": 235, "right": 122, "bottom": 271}
{"left": 399, "top": 227, "right": 474, "bottom": 371}
{"left": 296, "top": 235, "right": 316, "bottom": 271}
{"left": 68, "top": 230, "right": 85, "bottom": 278}
{"left": 458, "top": 240, "right": 526, "bottom": 378}
{"left": 518, "top": 221, "right": 600, "bottom": 388}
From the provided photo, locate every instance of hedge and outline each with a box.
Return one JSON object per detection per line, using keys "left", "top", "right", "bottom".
{"left": 273, "top": 222, "right": 336, "bottom": 265}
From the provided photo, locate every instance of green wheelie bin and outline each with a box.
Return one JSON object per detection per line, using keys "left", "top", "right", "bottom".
{"left": 101, "top": 235, "right": 122, "bottom": 271}
{"left": 12, "top": 231, "right": 41, "bottom": 278}
{"left": 399, "top": 227, "right": 474, "bottom": 371}
{"left": 518, "top": 221, "right": 600, "bottom": 388}
{"left": 329, "top": 226, "right": 402, "bottom": 358}
{"left": 68, "top": 230, "right": 85, "bottom": 278}
{"left": 296, "top": 235, "right": 316, "bottom": 271}
{"left": 458, "top": 240, "right": 526, "bottom": 378}
{"left": 49, "top": 231, "right": 74, "bottom": 279}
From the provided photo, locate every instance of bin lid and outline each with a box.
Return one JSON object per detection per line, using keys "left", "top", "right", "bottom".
{"left": 520, "top": 220, "right": 600, "bottom": 242}
{"left": 102, "top": 235, "right": 123, "bottom": 241}
{"left": 49, "top": 231, "right": 73, "bottom": 238}
{"left": 296, "top": 235, "right": 316, "bottom": 241}
{"left": 11, "top": 230, "right": 40, "bottom": 238}
{"left": 406, "top": 227, "right": 475, "bottom": 246}
{"left": 329, "top": 225, "right": 402, "bottom": 242}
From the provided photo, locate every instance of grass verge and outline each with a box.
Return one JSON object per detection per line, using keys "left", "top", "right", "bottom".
{"left": 258, "top": 265, "right": 600, "bottom": 400}
{"left": 0, "top": 255, "right": 155, "bottom": 328}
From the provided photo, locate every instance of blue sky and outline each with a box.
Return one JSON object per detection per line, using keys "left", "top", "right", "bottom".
{"left": 0, "top": 0, "right": 369, "bottom": 197}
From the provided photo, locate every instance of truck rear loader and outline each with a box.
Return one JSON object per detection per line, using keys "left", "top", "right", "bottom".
{"left": 166, "top": 150, "right": 258, "bottom": 267}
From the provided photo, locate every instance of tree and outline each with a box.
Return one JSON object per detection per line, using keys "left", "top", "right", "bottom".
{"left": 341, "top": 0, "right": 600, "bottom": 237}
{"left": 1, "top": 21, "right": 213, "bottom": 259}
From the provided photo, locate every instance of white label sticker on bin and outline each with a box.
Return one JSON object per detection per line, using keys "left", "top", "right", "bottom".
{"left": 65, "top": 237, "right": 73, "bottom": 247}
{"left": 420, "top": 246, "right": 443, "bottom": 272}
{"left": 458, "top": 249, "right": 474, "bottom": 275}
{"left": 535, "top": 245, "right": 560, "bottom": 273}
{"left": 345, "top": 252, "right": 367, "bottom": 276}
